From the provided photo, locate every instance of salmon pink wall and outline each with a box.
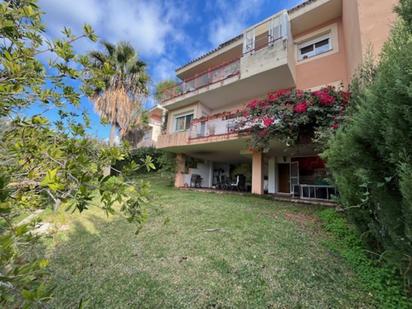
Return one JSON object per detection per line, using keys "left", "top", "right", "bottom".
{"left": 295, "top": 18, "right": 348, "bottom": 90}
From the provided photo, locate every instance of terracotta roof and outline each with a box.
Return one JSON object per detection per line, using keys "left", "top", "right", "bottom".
{"left": 288, "top": 0, "right": 318, "bottom": 13}
{"left": 176, "top": 0, "right": 316, "bottom": 72}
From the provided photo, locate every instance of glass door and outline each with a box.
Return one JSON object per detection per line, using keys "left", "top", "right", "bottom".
{"left": 290, "top": 161, "right": 299, "bottom": 196}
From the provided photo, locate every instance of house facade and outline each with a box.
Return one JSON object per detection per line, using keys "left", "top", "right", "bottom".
{"left": 135, "top": 105, "right": 165, "bottom": 148}
{"left": 156, "top": 0, "right": 396, "bottom": 200}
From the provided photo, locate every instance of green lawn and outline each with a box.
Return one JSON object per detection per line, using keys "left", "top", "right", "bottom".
{"left": 42, "top": 175, "right": 376, "bottom": 308}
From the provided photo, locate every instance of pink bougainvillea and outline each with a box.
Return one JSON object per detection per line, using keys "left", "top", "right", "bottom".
{"left": 293, "top": 101, "right": 308, "bottom": 113}
{"left": 236, "top": 86, "right": 350, "bottom": 150}
{"left": 267, "top": 89, "right": 291, "bottom": 102}
{"left": 313, "top": 89, "right": 336, "bottom": 106}
{"left": 262, "top": 116, "right": 274, "bottom": 127}
{"left": 246, "top": 98, "right": 259, "bottom": 109}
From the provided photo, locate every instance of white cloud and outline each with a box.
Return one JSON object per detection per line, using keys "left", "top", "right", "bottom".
{"left": 208, "top": 0, "right": 264, "bottom": 46}
{"left": 38, "top": 0, "right": 189, "bottom": 56}
{"left": 152, "top": 58, "right": 178, "bottom": 83}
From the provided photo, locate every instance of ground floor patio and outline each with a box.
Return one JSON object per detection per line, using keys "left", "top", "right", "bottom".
{"left": 173, "top": 139, "right": 337, "bottom": 202}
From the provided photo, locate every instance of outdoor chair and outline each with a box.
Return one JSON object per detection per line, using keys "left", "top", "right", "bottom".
{"left": 217, "top": 175, "right": 230, "bottom": 190}
{"left": 230, "top": 175, "right": 246, "bottom": 191}
{"left": 190, "top": 174, "right": 202, "bottom": 188}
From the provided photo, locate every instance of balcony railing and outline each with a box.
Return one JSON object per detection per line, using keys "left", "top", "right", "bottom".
{"left": 189, "top": 113, "right": 240, "bottom": 140}
{"left": 159, "top": 59, "right": 241, "bottom": 103}
{"left": 293, "top": 184, "right": 337, "bottom": 201}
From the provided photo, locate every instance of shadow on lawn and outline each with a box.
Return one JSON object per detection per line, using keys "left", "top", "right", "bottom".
{"left": 46, "top": 214, "right": 166, "bottom": 308}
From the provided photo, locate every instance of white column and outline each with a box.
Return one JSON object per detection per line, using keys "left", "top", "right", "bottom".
{"left": 268, "top": 157, "right": 276, "bottom": 194}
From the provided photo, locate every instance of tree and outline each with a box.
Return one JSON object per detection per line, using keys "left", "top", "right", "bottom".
{"left": 155, "top": 79, "right": 178, "bottom": 102}
{"left": 88, "top": 41, "right": 149, "bottom": 146}
{"left": 0, "top": 0, "right": 153, "bottom": 306}
{"left": 323, "top": 8, "right": 412, "bottom": 293}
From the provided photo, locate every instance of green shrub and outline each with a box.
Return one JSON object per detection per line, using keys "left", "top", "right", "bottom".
{"left": 114, "top": 147, "right": 176, "bottom": 175}
{"left": 323, "top": 17, "right": 412, "bottom": 292}
{"left": 318, "top": 209, "right": 410, "bottom": 308}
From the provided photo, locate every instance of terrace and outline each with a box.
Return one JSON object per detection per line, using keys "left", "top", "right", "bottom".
{"left": 159, "top": 11, "right": 296, "bottom": 110}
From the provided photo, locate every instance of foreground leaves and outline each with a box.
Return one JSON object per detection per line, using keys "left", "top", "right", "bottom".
{"left": 0, "top": 0, "right": 153, "bottom": 306}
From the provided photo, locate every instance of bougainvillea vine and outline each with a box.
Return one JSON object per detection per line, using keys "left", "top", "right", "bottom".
{"left": 236, "top": 86, "right": 350, "bottom": 151}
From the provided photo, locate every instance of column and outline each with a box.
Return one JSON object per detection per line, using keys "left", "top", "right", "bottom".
{"left": 174, "top": 153, "right": 186, "bottom": 188}
{"left": 252, "top": 151, "right": 264, "bottom": 195}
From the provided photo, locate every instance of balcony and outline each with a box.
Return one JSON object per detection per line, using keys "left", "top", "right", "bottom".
{"left": 157, "top": 113, "right": 245, "bottom": 149}
{"left": 158, "top": 59, "right": 241, "bottom": 103}
{"left": 159, "top": 11, "right": 296, "bottom": 110}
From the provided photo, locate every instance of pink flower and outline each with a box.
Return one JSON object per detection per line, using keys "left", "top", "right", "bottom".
{"left": 267, "top": 89, "right": 291, "bottom": 102}
{"left": 313, "top": 89, "right": 335, "bottom": 106}
{"left": 258, "top": 99, "right": 269, "bottom": 108}
{"left": 263, "top": 117, "right": 274, "bottom": 127}
{"left": 242, "top": 110, "right": 249, "bottom": 117}
{"left": 331, "top": 123, "right": 339, "bottom": 129}
{"left": 294, "top": 101, "right": 308, "bottom": 113}
{"left": 247, "top": 99, "right": 259, "bottom": 109}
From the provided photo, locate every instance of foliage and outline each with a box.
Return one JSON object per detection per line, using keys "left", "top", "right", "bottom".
{"left": 88, "top": 41, "right": 149, "bottom": 143}
{"left": 395, "top": 0, "right": 412, "bottom": 31}
{"left": 318, "top": 209, "right": 410, "bottom": 308}
{"left": 0, "top": 0, "right": 153, "bottom": 306}
{"left": 232, "top": 163, "right": 252, "bottom": 183}
{"left": 323, "top": 18, "right": 412, "bottom": 292}
{"left": 114, "top": 147, "right": 176, "bottom": 176}
{"left": 155, "top": 79, "right": 178, "bottom": 102}
{"left": 237, "top": 87, "right": 350, "bottom": 151}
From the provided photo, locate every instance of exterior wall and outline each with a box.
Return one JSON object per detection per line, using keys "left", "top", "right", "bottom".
{"left": 343, "top": 0, "right": 397, "bottom": 79}
{"left": 294, "top": 18, "right": 348, "bottom": 89}
{"left": 240, "top": 39, "right": 289, "bottom": 79}
{"left": 189, "top": 162, "right": 212, "bottom": 188}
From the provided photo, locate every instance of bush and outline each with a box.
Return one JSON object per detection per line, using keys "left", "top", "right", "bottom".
{"left": 323, "top": 18, "right": 412, "bottom": 292}
{"left": 318, "top": 209, "right": 410, "bottom": 307}
{"left": 114, "top": 147, "right": 176, "bottom": 175}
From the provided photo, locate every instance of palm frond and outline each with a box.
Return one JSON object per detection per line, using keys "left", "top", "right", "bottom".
{"left": 89, "top": 41, "right": 148, "bottom": 136}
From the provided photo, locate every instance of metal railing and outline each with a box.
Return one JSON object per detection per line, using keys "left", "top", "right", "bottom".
{"left": 296, "top": 184, "right": 337, "bottom": 201}
{"left": 159, "top": 59, "right": 241, "bottom": 102}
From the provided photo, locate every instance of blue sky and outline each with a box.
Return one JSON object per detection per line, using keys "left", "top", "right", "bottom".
{"left": 29, "top": 0, "right": 303, "bottom": 140}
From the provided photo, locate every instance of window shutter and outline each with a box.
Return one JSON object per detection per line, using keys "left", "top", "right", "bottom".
{"left": 268, "top": 16, "right": 281, "bottom": 43}
{"left": 243, "top": 28, "right": 255, "bottom": 54}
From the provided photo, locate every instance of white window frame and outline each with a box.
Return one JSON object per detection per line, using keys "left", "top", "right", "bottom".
{"left": 297, "top": 33, "right": 332, "bottom": 61}
{"left": 174, "top": 111, "right": 194, "bottom": 132}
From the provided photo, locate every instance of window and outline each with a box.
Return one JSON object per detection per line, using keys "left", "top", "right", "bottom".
{"left": 298, "top": 34, "right": 332, "bottom": 61}
{"left": 174, "top": 113, "right": 193, "bottom": 132}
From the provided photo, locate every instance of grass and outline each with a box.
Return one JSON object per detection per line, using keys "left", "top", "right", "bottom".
{"left": 41, "top": 175, "right": 378, "bottom": 308}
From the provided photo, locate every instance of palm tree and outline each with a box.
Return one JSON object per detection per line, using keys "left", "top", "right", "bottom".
{"left": 88, "top": 41, "right": 149, "bottom": 146}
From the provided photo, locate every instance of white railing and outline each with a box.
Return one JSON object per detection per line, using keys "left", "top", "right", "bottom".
{"left": 189, "top": 115, "right": 242, "bottom": 140}
{"left": 298, "top": 184, "right": 337, "bottom": 201}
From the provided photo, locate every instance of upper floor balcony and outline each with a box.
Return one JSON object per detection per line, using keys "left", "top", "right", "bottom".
{"left": 159, "top": 11, "right": 296, "bottom": 111}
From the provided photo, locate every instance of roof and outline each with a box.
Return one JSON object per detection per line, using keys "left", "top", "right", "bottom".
{"left": 288, "top": 0, "right": 318, "bottom": 13}
{"left": 176, "top": 34, "right": 243, "bottom": 72}
{"left": 175, "top": 0, "right": 317, "bottom": 72}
